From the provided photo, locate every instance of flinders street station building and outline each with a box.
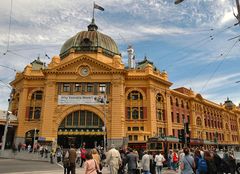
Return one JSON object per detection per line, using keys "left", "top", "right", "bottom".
{"left": 2, "top": 19, "right": 240, "bottom": 150}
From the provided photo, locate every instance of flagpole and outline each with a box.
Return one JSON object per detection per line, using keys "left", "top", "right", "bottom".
{"left": 92, "top": 2, "right": 95, "bottom": 22}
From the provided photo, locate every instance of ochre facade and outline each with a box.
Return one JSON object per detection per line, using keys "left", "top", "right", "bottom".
{"left": 9, "top": 22, "right": 240, "bottom": 148}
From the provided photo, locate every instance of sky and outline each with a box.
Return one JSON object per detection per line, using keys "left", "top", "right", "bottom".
{"left": 0, "top": 0, "right": 240, "bottom": 110}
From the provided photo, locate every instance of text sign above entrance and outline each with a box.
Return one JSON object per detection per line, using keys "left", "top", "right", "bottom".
{"left": 58, "top": 95, "right": 105, "bottom": 105}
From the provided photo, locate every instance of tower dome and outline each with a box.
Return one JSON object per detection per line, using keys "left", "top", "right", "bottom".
{"left": 60, "top": 20, "right": 120, "bottom": 59}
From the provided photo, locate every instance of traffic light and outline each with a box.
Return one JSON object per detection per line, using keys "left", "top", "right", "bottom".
{"left": 178, "top": 129, "right": 185, "bottom": 143}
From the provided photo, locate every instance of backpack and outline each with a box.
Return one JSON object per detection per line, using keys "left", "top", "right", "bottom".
{"left": 197, "top": 157, "right": 207, "bottom": 173}
{"left": 173, "top": 153, "right": 178, "bottom": 163}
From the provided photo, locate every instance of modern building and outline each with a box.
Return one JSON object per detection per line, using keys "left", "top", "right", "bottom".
{"left": 6, "top": 20, "right": 240, "bottom": 150}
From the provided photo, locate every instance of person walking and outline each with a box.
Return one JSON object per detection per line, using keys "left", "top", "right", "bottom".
{"left": 80, "top": 142, "right": 87, "bottom": 167}
{"left": 141, "top": 151, "right": 151, "bottom": 174}
{"left": 155, "top": 151, "right": 165, "bottom": 174}
{"left": 68, "top": 144, "right": 77, "bottom": 174}
{"left": 106, "top": 144, "right": 122, "bottom": 174}
{"left": 84, "top": 151, "right": 99, "bottom": 174}
{"left": 204, "top": 150, "right": 217, "bottom": 174}
{"left": 92, "top": 148, "right": 102, "bottom": 174}
{"left": 180, "top": 147, "right": 195, "bottom": 174}
{"left": 62, "top": 149, "right": 70, "bottom": 174}
{"left": 126, "top": 148, "right": 138, "bottom": 174}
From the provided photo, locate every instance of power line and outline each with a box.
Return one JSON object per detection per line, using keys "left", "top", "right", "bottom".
{"left": 200, "top": 39, "right": 239, "bottom": 93}
{"left": 0, "top": 64, "right": 16, "bottom": 72}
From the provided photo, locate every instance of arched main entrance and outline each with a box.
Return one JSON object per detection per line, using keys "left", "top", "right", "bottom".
{"left": 57, "top": 110, "right": 105, "bottom": 148}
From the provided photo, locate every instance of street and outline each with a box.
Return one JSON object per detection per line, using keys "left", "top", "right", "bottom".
{"left": 0, "top": 158, "right": 178, "bottom": 174}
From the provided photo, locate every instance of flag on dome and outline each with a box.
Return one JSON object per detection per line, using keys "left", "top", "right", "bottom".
{"left": 94, "top": 3, "right": 104, "bottom": 11}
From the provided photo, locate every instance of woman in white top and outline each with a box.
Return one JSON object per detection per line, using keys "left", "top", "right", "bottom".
{"left": 155, "top": 151, "right": 165, "bottom": 174}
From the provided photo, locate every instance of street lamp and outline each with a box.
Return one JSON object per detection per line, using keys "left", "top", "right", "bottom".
{"left": 1, "top": 110, "right": 12, "bottom": 151}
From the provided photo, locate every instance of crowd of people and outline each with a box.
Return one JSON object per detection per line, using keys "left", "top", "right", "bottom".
{"left": 11, "top": 142, "right": 239, "bottom": 174}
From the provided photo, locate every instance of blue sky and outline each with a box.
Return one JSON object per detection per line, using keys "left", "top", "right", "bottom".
{"left": 0, "top": 0, "right": 240, "bottom": 110}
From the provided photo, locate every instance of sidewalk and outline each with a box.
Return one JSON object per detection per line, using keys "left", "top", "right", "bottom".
{"left": 0, "top": 149, "right": 49, "bottom": 162}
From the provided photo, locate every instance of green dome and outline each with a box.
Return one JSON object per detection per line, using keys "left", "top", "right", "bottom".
{"left": 60, "top": 22, "right": 120, "bottom": 59}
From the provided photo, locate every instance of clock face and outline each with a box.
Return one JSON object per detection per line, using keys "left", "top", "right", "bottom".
{"left": 80, "top": 67, "right": 89, "bottom": 76}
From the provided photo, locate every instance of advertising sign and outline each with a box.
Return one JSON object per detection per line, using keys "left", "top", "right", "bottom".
{"left": 58, "top": 95, "right": 106, "bottom": 105}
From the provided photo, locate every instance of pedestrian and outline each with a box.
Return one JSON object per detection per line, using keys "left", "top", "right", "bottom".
{"left": 172, "top": 150, "right": 179, "bottom": 171}
{"left": 50, "top": 149, "right": 55, "bottom": 164}
{"left": 142, "top": 151, "right": 151, "bottom": 174}
{"left": 125, "top": 148, "right": 138, "bottom": 174}
{"left": 62, "top": 149, "right": 70, "bottom": 174}
{"left": 27, "top": 144, "right": 31, "bottom": 153}
{"left": 84, "top": 151, "right": 99, "bottom": 174}
{"left": 106, "top": 144, "right": 122, "bottom": 174}
{"left": 76, "top": 147, "right": 81, "bottom": 165}
{"left": 80, "top": 142, "right": 87, "bottom": 167}
{"left": 180, "top": 147, "right": 195, "bottom": 174}
{"left": 167, "top": 150, "right": 173, "bottom": 169}
{"left": 17, "top": 142, "right": 22, "bottom": 152}
{"left": 204, "top": 150, "right": 217, "bottom": 174}
{"left": 68, "top": 144, "right": 77, "bottom": 174}
{"left": 92, "top": 148, "right": 102, "bottom": 174}
{"left": 155, "top": 151, "right": 165, "bottom": 174}
{"left": 56, "top": 148, "right": 62, "bottom": 163}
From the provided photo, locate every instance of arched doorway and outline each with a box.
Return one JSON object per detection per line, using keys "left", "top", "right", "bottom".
{"left": 58, "top": 110, "right": 105, "bottom": 148}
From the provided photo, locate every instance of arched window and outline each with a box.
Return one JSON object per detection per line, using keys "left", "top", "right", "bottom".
{"left": 181, "top": 100, "right": 184, "bottom": 108}
{"left": 156, "top": 93, "right": 165, "bottom": 121}
{"left": 28, "top": 90, "right": 43, "bottom": 120}
{"left": 127, "top": 90, "right": 144, "bottom": 120}
{"left": 196, "top": 117, "right": 202, "bottom": 126}
{"left": 176, "top": 98, "right": 179, "bottom": 107}
{"left": 59, "top": 110, "right": 103, "bottom": 129}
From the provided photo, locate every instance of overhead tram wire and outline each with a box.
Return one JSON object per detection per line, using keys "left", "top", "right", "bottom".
{"left": 3, "top": 0, "right": 13, "bottom": 55}
{"left": 179, "top": 53, "right": 224, "bottom": 87}
{"left": 0, "top": 65, "right": 16, "bottom": 72}
{"left": 200, "top": 39, "right": 240, "bottom": 94}
{"left": 0, "top": 79, "right": 11, "bottom": 89}
{"left": 165, "top": 37, "right": 214, "bottom": 70}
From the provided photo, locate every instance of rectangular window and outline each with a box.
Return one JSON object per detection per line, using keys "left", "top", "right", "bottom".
{"left": 87, "top": 83, "right": 93, "bottom": 92}
{"left": 127, "top": 107, "right": 131, "bottom": 119}
{"left": 140, "top": 126, "right": 144, "bottom": 131}
{"left": 172, "top": 129, "right": 175, "bottom": 136}
{"left": 171, "top": 112, "right": 174, "bottom": 122}
{"left": 132, "top": 107, "right": 139, "bottom": 119}
{"left": 128, "top": 127, "right": 131, "bottom": 131}
{"left": 73, "top": 111, "right": 78, "bottom": 126}
{"left": 29, "top": 107, "right": 33, "bottom": 120}
{"left": 34, "top": 107, "right": 41, "bottom": 120}
{"left": 93, "top": 114, "right": 98, "bottom": 126}
{"left": 187, "top": 115, "right": 190, "bottom": 123}
{"left": 182, "top": 114, "right": 185, "bottom": 123}
{"left": 132, "top": 127, "right": 139, "bottom": 131}
{"left": 134, "top": 135, "right": 138, "bottom": 141}
{"left": 86, "top": 111, "right": 92, "bottom": 126}
{"left": 140, "top": 107, "right": 144, "bottom": 119}
{"left": 63, "top": 83, "right": 70, "bottom": 92}
{"left": 129, "top": 135, "right": 132, "bottom": 141}
{"left": 177, "top": 113, "right": 180, "bottom": 123}
{"left": 66, "top": 114, "right": 72, "bottom": 126}
{"left": 80, "top": 111, "right": 85, "bottom": 126}
{"left": 99, "top": 83, "right": 106, "bottom": 93}
{"left": 35, "top": 92, "right": 42, "bottom": 100}
{"left": 75, "top": 83, "right": 81, "bottom": 92}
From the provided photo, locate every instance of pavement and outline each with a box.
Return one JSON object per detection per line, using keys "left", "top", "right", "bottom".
{"left": 0, "top": 150, "right": 178, "bottom": 174}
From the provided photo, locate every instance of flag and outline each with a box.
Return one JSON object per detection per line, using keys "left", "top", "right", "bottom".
{"left": 94, "top": 3, "right": 104, "bottom": 11}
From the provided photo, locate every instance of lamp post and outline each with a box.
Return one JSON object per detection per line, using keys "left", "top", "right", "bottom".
{"left": 32, "top": 128, "right": 37, "bottom": 153}
{"left": 1, "top": 111, "right": 11, "bottom": 151}
{"left": 101, "top": 88, "right": 108, "bottom": 154}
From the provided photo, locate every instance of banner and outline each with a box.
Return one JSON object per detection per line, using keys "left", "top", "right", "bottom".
{"left": 58, "top": 95, "right": 106, "bottom": 105}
